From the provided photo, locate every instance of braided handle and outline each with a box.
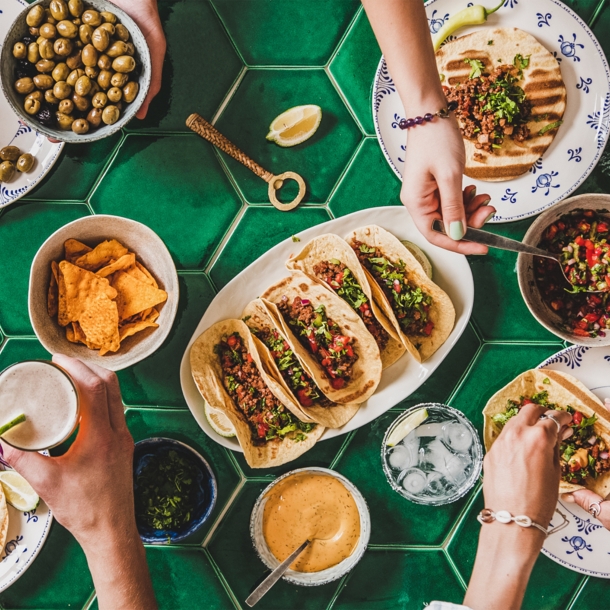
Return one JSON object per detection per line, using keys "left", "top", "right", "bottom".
{"left": 186, "top": 113, "right": 273, "bottom": 182}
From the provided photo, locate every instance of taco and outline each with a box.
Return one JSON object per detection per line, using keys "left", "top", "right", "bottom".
{"left": 190, "top": 319, "right": 324, "bottom": 468}
{"left": 483, "top": 369, "right": 610, "bottom": 495}
{"left": 286, "top": 233, "right": 406, "bottom": 369}
{"left": 260, "top": 271, "right": 382, "bottom": 405}
{"left": 243, "top": 299, "right": 360, "bottom": 428}
{"left": 346, "top": 225, "right": 455, "bottom": 362}
{"left": 437, "top": 27, "right": 566, "bottom": 181}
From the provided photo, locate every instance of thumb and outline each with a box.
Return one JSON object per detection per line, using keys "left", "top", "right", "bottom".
{"left": 1, "top": 441, "right": 54, "bottom": 494}
{"left": 562, "top": 489, "right": 608, "bottom": 520}
{"left": 438, "top": 173, "right": 466, "bottom": 242}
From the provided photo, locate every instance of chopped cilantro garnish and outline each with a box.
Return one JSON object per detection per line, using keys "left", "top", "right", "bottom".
{"left": 488, "top": 40, "right": 494, "bottom": 45}
{"left": 291, "top": 235, "right": 300, "bottom": 242}
{"left": 538, "top": 120, "right": 563, "bottom": 136}
{"left": 464, "top": 58, "right": 485, "bottom": 79}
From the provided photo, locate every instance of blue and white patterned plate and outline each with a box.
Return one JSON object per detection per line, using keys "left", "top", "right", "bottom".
{"left": 0, "top": 0, "right": 63, "bottom": 208}
{"left": 373, "top": 0, "right": 610, "bottom": 223}
{"left": 539, "top": 345, "right": 610, "bottom": 577}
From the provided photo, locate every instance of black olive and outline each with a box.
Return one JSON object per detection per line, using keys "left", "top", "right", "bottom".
{"left": 14, "top": 59, "right": 36, "bottom": 80}
{"left": 35, "top": 105, "right": 55, "bottom": 127}
{"left": 21, "top": 35, "right": 35, "bottom": 46}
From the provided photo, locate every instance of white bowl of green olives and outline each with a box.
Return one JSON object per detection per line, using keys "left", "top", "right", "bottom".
{"left": 0, "top": 0, "right": 151, "bottom": 143}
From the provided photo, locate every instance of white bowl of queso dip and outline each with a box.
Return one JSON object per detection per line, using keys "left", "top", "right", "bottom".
{"left": 250, "top": 467, "right": 370, "bottom": 586}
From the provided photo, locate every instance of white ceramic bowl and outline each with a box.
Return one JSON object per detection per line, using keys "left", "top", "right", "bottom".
{"left": 0, "top": 0, "right": 151, "bottom": 143}
{"left": 29, "top": 215, "right": 179, "bottom": 371}
{"left": 517, "top": 193, "right": 610, "bottom": 347}
{"left": 250, "top": 467, "right": 370, "bottom": 587}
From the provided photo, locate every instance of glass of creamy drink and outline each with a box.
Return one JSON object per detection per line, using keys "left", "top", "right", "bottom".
{"left": 0, "top": 361, "right": 80, "bottom": 451}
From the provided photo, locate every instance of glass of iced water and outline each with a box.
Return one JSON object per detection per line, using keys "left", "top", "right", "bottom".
{"left": 381, "top": 403, "right": 482, "bottom": 506}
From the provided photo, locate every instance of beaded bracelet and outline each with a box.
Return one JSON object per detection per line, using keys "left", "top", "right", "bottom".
{"left": 477, "top": 508, "right": 569, "bottom": 537}
{"left": 397, "top": 104, "right": 455, "bottom": 130}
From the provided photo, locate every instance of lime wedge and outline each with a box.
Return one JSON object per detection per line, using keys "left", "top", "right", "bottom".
{"left": 266, "top": 105, "right": 322, "bottom": 148}
{"left": 386, "top": 408, "right": 429, "bottom": 447}
{"left": 401, "top": 241, "right": 433, "bottom": 279}
{"left": 0, "top": 471, "right": 39, "bottom": 511}
{"left": 204, "top": 400, "right": 236, "bottom": 438}
{"left": 0, "top": 414, "right": 25, "bottom": 436}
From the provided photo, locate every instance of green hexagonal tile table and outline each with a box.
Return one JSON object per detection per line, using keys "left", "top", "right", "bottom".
{"left": 2, "top": 1, "right": 610, "bottom": 609}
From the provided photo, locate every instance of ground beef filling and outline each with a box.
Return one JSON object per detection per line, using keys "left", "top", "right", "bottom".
{"left": 277, "top": 296, "right": 357, "bottom": 390}
{"left": 312, "top": 259, "right": 389, "bottom": 351}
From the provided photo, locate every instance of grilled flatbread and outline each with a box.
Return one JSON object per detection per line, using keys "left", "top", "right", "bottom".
{"left": 436, "top": 27, "right": 566, "bottom": 181}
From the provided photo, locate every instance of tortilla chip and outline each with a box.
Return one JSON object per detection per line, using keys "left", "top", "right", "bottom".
{"left": 111, "top": 270, "right": 167, "bottom": 321}
{"left": 74, "top": 239, "right": 129, "bottom": 272}
{"left": 135, "top": 262, "right": 158, "bottom": 288}
{"left": 119, "top": 319, "right": 159, "bottom": 342}
{"left": 125, "top": 262, "right": 158, "bottom": 288}
{"left": 65, "top": 239, "right": 92, "bottom": 263}
{"left": 96, "top": 253, "right": 136, "bottom": 278}
{"left": 66, "top": 324, "right": 77, "bottom": 343}
{"left": 48, "top": 261, "right": 59, "bottom": 317}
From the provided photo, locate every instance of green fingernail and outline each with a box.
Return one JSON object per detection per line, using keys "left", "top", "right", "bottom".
{"left": 484, "top": 211, "right": 496, "bottom": 223}
{"left": 449, "top": 221, "right": 465, "bottom": 241}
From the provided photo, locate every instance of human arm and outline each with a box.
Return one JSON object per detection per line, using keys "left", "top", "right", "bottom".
{"left": 361, "top": 0, "right": 495, "bottom": 254}
{"left": 111, "top": 0, "right": 166, "bottom": 119}
{"left": 1, "top": 355, "right": 157, "bottom": 610}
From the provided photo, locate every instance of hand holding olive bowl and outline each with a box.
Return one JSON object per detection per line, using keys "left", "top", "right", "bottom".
{"left": 1, "top": 0, "right": 151, "bottom": 143}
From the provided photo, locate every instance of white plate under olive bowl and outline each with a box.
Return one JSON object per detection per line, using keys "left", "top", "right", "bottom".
{"left": 517, "top": 193, "right": 610, "bottom": 347}
{"left": 28, "top": 215, "right": 179, "bottom": 371}
{"left": 250, "top": 467, "right": 371, "bottom": 587}
{"left": 0, "top": 0, "right": 151, "bottom": 144}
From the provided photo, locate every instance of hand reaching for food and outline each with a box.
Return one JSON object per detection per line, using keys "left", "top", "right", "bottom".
{"left": 563, "top": 489, "right": 610, "bottom": 530}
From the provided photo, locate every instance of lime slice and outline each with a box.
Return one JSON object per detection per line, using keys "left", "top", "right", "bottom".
{"left": 386, "top": 408, "right": 429, "bottom": 447}
{"left": 401, "top": 241, "right": 433, "bottom": 279}
{"left": 204, "top": 400, "right": 236, "bottom": 438}
{"left": 266, "top": 105, "right": 322, "bottom": 148}
{"left": 0, "top": 471, "right": 39, "bottom": 511}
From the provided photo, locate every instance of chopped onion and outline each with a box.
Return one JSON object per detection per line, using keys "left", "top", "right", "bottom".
{"left": 281, "top": 295, "right": 288, "bottom": 301}
{"left": 601, "top": 451, "right": 609, "bottom": 459}
{"left": 567, "top": 258, "right": 576, "bottom": 265}
{"left": 594, "top": 323, "right": 601, "bottom": 330}
{"left": 301, "top": 299, "right": 310, "bottom": 305}
{"left": 588, "top": 435, "right": 598, "bottom": 445}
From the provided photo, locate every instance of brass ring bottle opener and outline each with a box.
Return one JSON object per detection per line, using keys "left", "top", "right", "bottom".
{"left": 186, "top": 113, "right": 306, "bottom": 211}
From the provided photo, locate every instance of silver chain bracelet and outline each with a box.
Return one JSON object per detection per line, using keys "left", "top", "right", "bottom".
{"left": 477, "top": 508, "right": 569, "bottom": 537}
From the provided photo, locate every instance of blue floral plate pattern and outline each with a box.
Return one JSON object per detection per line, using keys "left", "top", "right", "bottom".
{"left": 372, "top": 0, "right": 610, "bottom": 223}
{"left": 539, "top": 345, "right": 610, "bottom": 577}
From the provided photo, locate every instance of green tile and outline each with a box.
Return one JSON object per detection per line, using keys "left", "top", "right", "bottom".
{"left": 573, "top": 145, "right": 610, "bottom": 197}
{"left": 328, "top": 138, "right": 401, "bottom": 218}
{"left": 571, "top": 575, "right": 610, "bottom": 608}
{"left": 334, "top": 410, "right": 477, "bottom": 546}
{"left": 89, "top": 135, "right": 242, "bottom": 270}
{"left": 0, "top": 523, "right": 93, "bottom": 609}
{"left": 449, "top": 343, "right": 564, "bottom": 436}
{"left": 208, "top": 481, "right": 340, "bottom": 610}
{"left": 126, "top": 407, "right": 241, "bottom": 544}
{"left": 568, "top": 0, "right": 606, "bottom": 23}
{"left": 131, "top": 0, "right": 243, "bottom": 132}
{"left": 215, "top": 69, "right": 362, "bottom": 203}
{"left": 24, "top": 133, "right": 123, "bottom": 202}
{"left": 145, "top": 547, "right": 233, "bottom": 610}
{"left": 447, "top": 488, "right": 585, "bottom": 610}
{"left": 592, "top": 5, "right": 610, "bottom": 60}
{"left": 118, "top": 274, "right": 215, "bottom": 407}
{"left": 210, "top": 0, "right": 360, "bottom": 66}
{"left": 333, "top": 549, "right": 464, "bottom": 609}
{"left": 0, "top": 338, "right": 50, "bottom": 370}
{"left": 329, "top": 9, "right": 380, "bottom": 135}
{"left": 209, "top": 206, "right": 331, "bottom": 290}
{"left": 0, "top": 202, "right": 90, "bottom": 336}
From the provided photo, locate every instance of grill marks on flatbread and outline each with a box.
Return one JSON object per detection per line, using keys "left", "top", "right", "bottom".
{"left": 436, "top": 28, "right": 566, "bottom": 182}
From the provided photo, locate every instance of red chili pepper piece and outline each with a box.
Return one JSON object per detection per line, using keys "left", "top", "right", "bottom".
{"left": 330, "top": 377, "right": 345, "bottom": 389}
{"left": 296, "top": 389, "right": 314, "bottom": 407}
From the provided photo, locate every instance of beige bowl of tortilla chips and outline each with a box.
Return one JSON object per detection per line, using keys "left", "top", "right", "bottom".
{"left": 29, "top": 215, "right": 179, "bottom": 371}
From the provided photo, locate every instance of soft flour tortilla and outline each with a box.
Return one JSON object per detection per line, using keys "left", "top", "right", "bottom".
{"left": 190, "top": 319, "right": 324, "bottom": 468}
{"left": 286, "top": 233, "right": 406, "bottom": 369}
{"left": 243, "top": 299, "right": 360, "bottom": 429}
{"left": 0, "top": 485, "right": 8, "bottom": 555}
{"left": 345, "top": 225, "right": 455, "bottom": 363}
{"left": 483, "top": 369, "right": 610, "bottom": 495}
{"left": 260, "top": 271, "right": 382, "bottom": 405}
{"left": 436, "top": 27, "right": 566, "bottom": 181}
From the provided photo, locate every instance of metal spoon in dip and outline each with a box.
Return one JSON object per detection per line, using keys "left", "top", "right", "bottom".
{"left": 431, "top": 219, "right": 607, "bottom": 293}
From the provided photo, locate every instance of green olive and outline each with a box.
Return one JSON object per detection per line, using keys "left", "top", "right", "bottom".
{"left": 91, "top": 91, "right": 108, "bottom": 108}
{"left": 27, "top": 42, "right": 40, "bottom": 64}
{"left": 53, "top": 80, "right": 72, "bottom": 100}
{"left": 91, "top": 27, "right": 110, "bottom": 52}
{"left": 53, "top": 38, "right": 73, "bottom": 57}
{"left": 100, "top": 23, "right": 115, "bottom": 36}
{"left": 74, "top": 75, "right": 92, "bottom": 96}
{"left": 39, "top": 23, "right": 57, "bottom": 39}
{"left": 72, "top": 118, "right": 89, "bottom": 134}
{"left": 125, "top": 43, "right": 135, "bottom": 56}
{"left": 35, "top": 59, "right": 56, "bottom": 74}
{"left": 56, "top": 112, "right": 74, "bottom": 131}
{"left": 102, "top": 104, "right": 120, "bottom": 125}
{"left": 72, "top": 93, "right": 90, "bottom": 112}
{"left": 30, "top": 26, "right": 41, "bottom": 37}
{"left": 52, "top": 62, "right": 70, "bottom": 82}
{"left": 50, "top": 0, "right": 69, "bottom": 21}
{"left": 26, "top": 91, "right": 44, "bottom": 103}
{"left": 81, "top": 9, "right": 101, "bottom": 27}
{"left": 97, "top": 54, "right": 111, "bottom": 70}
{"left": 58, "top": 99, "right": 74, "bottom": 114}
{"left": 45, "top": 9, "right": 57, "bottom": 25}
{"left": 0, "top": 147, "right": 21, "bottom": 162}
{"left": 107, "top": 86, "right": 122, "bottom": 103}
{"left": 114, "top": 24, "right": 130, "bottom": 42}
{"left": 87, "top": 107, "right": 102, "bottom": 128}
{"left": 14, "top": 77, "right": 35, "bottom": 95}
{"left": 89, "top": 81, "right": 100, "bottom": 96}
{"left": 33, "top": 74, "right": 54, "bottom": 90}
{"left": 112, "top": 55, "right": 135, "bottom": 74}
{"left": 36, "top": 35, "right": 45, "bottom": 45}
{"left": 66, "top": 68, "right": 85, "bottom": 86}
{"left": 105, "top": 41, "right": 129, "bottom": 58}
{"left": 110, "top": 72, "right": 128, "bottom": 88}
{"left": 82, "top": 43, "right": 98, "bottom": 67}
{"left": 12, "top": 42, "right": 27, "bottom": 60}
{"left": 100, "top": 11, "right": 117, "bottom": 24}
{"left": 123, "top": 81, "right": 139, "bottom": 104}
{"left": 0, "top": 162, "right": 16, "bottom": 183}
{"left": 66, "top": 50, "right": 83, "bottom": 70}
{"left": 97, "top": 70, "right": 112, "bottom": 90}
{"left": 85, "top": 66, "right": 99, "bottom": 78}
{"left": 57, "top": 20, "right": 78, "bottom": 39}
{"left": 26, "top": 5, "right": 45, "bottom": 27}
{"left": 72, "top": 17, "right": 82, "bottom": 26}
{"left": 45, "top": 89, "right": 60, "bottom": 104}
{"left": 79, "top": 23, "right": 93, "bottom": 44}
{"left": 16, "top": 154, "right": 35, "bottom": 173}
{"left": 68, "top": 0, "right": 84, "bottom": 18}
{"left": 24, "top": 97, "right": 40, "bottom": 115}
{"left": 39, "top": 39, "right": 56, "bottom": 60}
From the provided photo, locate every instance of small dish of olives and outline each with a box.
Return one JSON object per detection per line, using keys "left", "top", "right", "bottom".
{"left": 0, "top": 145, "right": 36, "bottom": 183}
{"left": 0, "top": 0, "right": 151, "bottom": 143}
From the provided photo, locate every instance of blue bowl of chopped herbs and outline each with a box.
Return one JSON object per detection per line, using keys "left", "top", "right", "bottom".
{"left": 133, "top": 438, "right": 217, "bottom": 544}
